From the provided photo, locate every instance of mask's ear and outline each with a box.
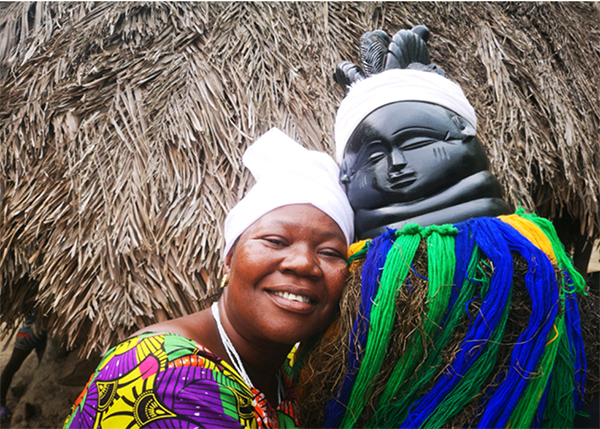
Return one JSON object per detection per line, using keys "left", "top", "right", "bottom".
{"left": 453, "top": 116, "right": 476, "bottom": 142}
{"left": 340, "top": 158, "right": 351, "bottom": 184}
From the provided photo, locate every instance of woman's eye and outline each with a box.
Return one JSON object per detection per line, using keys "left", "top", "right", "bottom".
{"left": 263, "top": 237, "right": 286, "bottom": 246}
{"left": 319, "top": 249, "right": 344, "bottom": 259}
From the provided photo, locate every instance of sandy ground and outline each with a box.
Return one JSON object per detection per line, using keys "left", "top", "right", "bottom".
{"left": 1, "top": 337, "right": 39, "bottom": 426}
{"left": 0, "top": 334, "right": 100, "bottom": 429}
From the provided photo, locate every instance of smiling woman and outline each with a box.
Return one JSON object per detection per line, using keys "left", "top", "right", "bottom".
{"left": 63, "top": 129, "right": 354, "bottom": 429}
{"left": 223, "top": 205, "right": 348, "bottom": 350}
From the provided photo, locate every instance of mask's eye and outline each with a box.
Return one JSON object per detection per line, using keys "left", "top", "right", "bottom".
{"left": 368, "top": 151, "right": 385, "bottom": 161}
{"left": 355, "top": 140, "right": 387, "bottom": 167}
{"left": 401, "top": 137, "right": 438, "bottom": 150}
{"left": 342, "top": 140, "right": 388, "bottom": 180}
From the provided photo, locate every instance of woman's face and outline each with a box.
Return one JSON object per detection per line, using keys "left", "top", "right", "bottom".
{"left": 222, "top": 204, "right": 348, "bottom": 347}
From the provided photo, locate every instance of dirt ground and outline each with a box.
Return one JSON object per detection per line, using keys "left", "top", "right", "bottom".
{"left": 1, "top": 336, "right": 39, "bottom": 427}
{"left": 0, "top": 335, "right": 100, "bottom": 429}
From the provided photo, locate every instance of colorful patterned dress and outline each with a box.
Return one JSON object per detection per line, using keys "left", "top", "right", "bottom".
{"left": 64, "top": 332, "right": 302, "bottom": 429}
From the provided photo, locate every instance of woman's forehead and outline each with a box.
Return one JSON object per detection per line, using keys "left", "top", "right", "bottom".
{"left": 244, "top": 204, "right": 345, "bottom": 238}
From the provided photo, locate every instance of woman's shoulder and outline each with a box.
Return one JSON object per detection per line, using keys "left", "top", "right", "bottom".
{"left": 130, "top": 309, "right": 209, "bottom": 340}
{"left": 64, "top": 331, "right": 253, "bottom": 428}
{"left": 91, "top": 331, "right": 236, "bottom": 382}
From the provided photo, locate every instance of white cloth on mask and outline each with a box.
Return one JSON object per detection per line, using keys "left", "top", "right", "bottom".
{"left": 223, "top": 128, "right": 354, "bottom": 258}
{"left": 335, "top": 68, "right": 477, "bottom": 163}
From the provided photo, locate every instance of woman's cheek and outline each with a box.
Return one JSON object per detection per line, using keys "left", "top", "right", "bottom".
{"left": 333, "top": 265, "right": 349, "bottom": 297}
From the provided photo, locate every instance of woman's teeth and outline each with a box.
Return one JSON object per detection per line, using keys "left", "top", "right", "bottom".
{"left": 272, "top": 291, "right": 311, "bottom": 303}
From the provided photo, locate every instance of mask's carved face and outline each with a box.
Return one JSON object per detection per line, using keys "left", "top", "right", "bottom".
{"left": 340, "top": 101, "right": 490, "bottom": 211}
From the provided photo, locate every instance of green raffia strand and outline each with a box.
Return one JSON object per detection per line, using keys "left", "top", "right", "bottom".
{"left": 377, "top": 225, "right": 457, "bottom": 407}
{"left": 421, "top": 275, "right": 511, "bottom": 429}
{"left": 347, "top": 240, "right": 371, "bottom": 265}
{"left": 507, "top": 312, "right": 564, "bottom": 429}
{"left": 520, "top": 209, "right": 584, "bottom": 425}
{"left": 479, "top": 259, "right": 493, "bottom": 296}
{"left": 372, "top": 244, "right": 484, "bottom": 427}
{"left": 542, "top": 313, "right": 576, "bottom": 428}
{"left": 340, "top": 224, "right": 422, "bottom": 428}
{"left": 516, "top": 209, "right": 586, "bottom": 294}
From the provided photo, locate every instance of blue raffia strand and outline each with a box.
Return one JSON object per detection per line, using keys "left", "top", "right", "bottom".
{"left": 476, "top": 219, "right": 559, "bottom": 428}
{"left": 398, "top": 218, "right": 516, "bottom": 429}
{"left": 444, "top": 221, "right": 485, "bottom": 322}
{"left": 519, "top": 209, "right": 587, "bottom": 413}
{"left": 339, "top": 224, "right": 422, "bottom": 428}
{"left": 422, "top": 290, "right": 511, "bottom": 429}
{"left": 371, "top": 222, "right": 483, "bottom": 427}
{"left": 564, "top": 283, "right": 587, "bottom": 412}
{"left": 323, "top": 228, "right": 396, "bottom": 428}
{"left": 410, "top": 263, "right": 429, "bottom": 281}
{"left": 506, "top": 312, "right": 564, "bottom": 429}
{"left": 376, "top": 225, "right": 457, "bottom": 409}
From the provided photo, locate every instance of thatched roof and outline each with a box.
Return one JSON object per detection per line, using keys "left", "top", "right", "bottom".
{"left": 1, "top": 2, "right": 599, "bottom": 355}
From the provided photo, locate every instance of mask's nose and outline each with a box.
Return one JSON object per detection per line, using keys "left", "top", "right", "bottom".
{"left": 389, "top": 147, "right": 407, "bottom": 172}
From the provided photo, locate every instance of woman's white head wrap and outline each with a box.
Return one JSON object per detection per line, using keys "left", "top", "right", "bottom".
{"left": 335, "top": 68, "right": 477, "bottom": 163}
{"left": 223, "top": 128, "right": 354, "bottom": 258}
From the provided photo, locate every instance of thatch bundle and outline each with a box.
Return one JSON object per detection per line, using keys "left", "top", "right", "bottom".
{"left": 1, "top": 2, "right": 599, "bottom": 355}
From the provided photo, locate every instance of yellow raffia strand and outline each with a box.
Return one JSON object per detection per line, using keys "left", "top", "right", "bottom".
{"left": 499, "top": 215, "right": 557, "bottom": 263}
{"left": 348, "top": 239, "right": 369, "bottom": 258}
{"left": 545, "top": 324, "right": 559, "bottom": 347}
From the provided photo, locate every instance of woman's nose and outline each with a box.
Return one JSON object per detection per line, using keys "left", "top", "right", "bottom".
{"left": 389, "top": 147, "right": 407, "bottom": 172}
{"left": 279, "top": 245, "right": 321, "bottom": 278}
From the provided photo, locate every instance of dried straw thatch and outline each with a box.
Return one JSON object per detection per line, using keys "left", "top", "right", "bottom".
{"left": 1, "top": 2, "right": 599, "bottom": 355}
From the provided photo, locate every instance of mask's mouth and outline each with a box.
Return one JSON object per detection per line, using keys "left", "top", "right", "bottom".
{"left": 388, "top": 170, "right": 417, "bottom": 188}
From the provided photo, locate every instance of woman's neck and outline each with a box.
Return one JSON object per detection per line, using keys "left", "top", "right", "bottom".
{"left": 132, "top": 301, "right": 292, "bottom": 406}
{"left": 211, "top": 300, "right": 292, "bottom": 406}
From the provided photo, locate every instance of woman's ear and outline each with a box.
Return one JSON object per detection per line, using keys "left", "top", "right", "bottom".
{"left": 223, "top": 256, "right": 231, "bottom": 275}
{"left": 223, "top": 245, "right": 235, "bottom": 275}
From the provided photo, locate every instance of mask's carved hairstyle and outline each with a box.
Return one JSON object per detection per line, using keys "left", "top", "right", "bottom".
{"left": 333, "top": 25, "right": 445, "bottom": 96}
{"left": 333, "top": 25, "right": 477, "bottom": 163}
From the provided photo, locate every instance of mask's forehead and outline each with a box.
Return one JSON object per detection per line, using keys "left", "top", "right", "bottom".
{"left": 344, "top": 102, "right": 460, "bottom": 156}
{"left": 339, "top": 99, "right": 493, "bottom": 213}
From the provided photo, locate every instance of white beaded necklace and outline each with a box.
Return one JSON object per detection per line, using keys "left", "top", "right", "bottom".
{"left": 211, "top": 302, "right": 284, "bottom": 405}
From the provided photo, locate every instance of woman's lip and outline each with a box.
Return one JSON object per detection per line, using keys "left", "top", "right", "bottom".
{"left": 266, "top": 285, "right": 319, "bottom": 302}
{"left": 265, "top": 286, "right": 319, "bottom": 313}
{"left": 268, "top": 291, "right": 316, "bottom": 313}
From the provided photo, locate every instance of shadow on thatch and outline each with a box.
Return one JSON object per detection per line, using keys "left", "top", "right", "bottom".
{"left": 1, "top": 2, "right": 598, "bottom": 355}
